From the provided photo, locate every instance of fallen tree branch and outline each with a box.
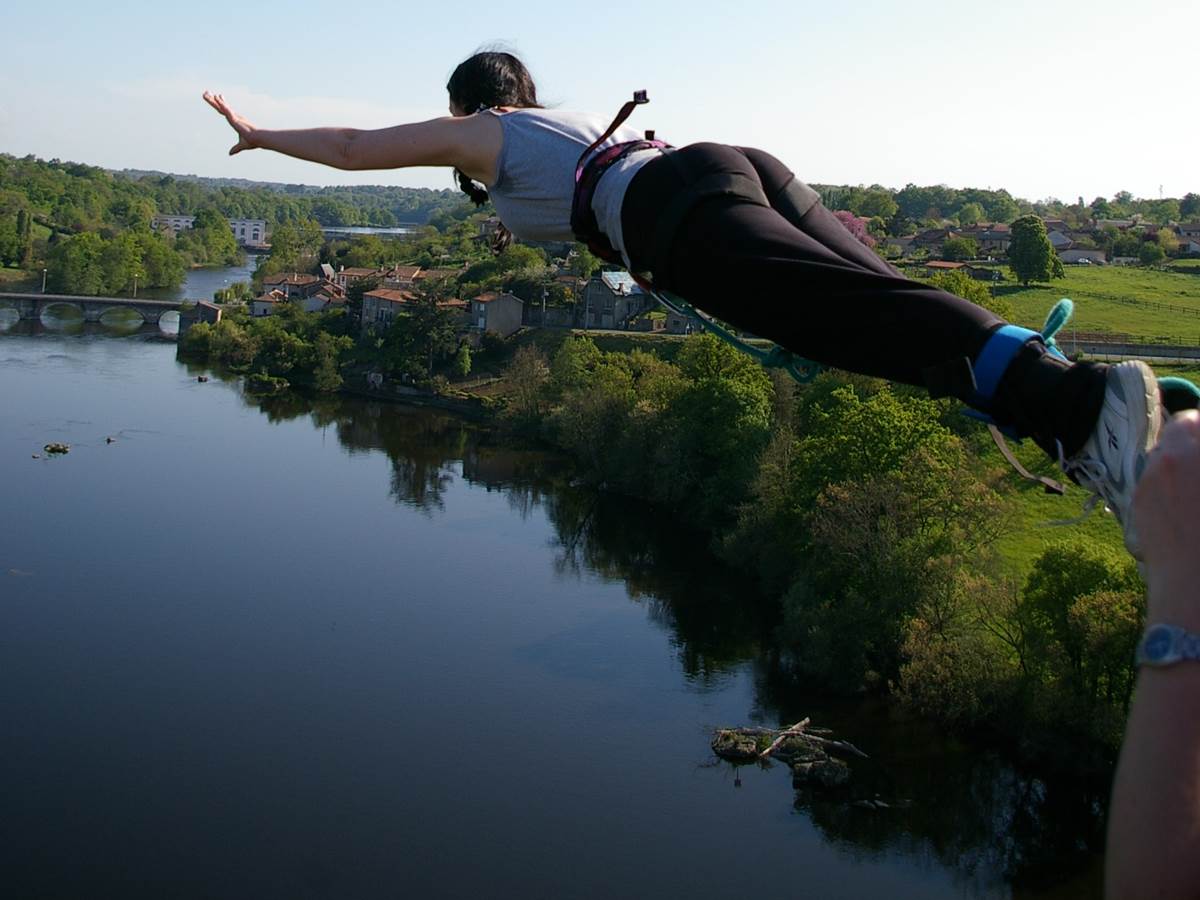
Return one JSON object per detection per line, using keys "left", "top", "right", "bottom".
{"left": 805, "top": 734, "right": 869, "bottom": 759}
{"left": 758, "top": 718, "right": 810, "bottom": 761}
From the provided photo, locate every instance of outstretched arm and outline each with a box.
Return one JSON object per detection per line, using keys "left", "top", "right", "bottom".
{"left": 1106, "top": 410, "right": 1200, "bottom": 899}
{"left": 201, "top": 92, "right": 499, "bottom": 179}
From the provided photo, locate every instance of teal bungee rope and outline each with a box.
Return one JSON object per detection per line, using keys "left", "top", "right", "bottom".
{"left": 651, "top": 289, "right": 822, "bottom": 383}
{"left": 651, "top": 288, "right": 1200, "bottom": 410}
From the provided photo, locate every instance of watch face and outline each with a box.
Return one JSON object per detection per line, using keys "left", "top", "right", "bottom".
{"left": 1144, "top": 625, "right": 1175, "bottom": 663}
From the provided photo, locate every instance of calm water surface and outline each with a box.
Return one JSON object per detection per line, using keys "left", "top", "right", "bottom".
{"left": 0, "top": 334, "right": 1106, "bottom": 899}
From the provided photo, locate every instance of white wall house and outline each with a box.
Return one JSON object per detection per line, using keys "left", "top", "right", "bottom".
{"left": 229, "top": 219, "right": 267, "bottom": 246}
{"left": 153, "top": 214, "right": 196, "bottom": 233}
{"left": 151, "top": 215, "right": 266, "bottom": 246}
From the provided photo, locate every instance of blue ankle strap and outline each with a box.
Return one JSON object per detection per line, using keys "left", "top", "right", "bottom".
{"left": 971, "top": 324, "right": 1045, "bottom": 408}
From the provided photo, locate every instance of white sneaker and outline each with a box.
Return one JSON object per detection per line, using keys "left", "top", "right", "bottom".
{"left": 1061, "top": 361, "right": 1162, "bottom": 559}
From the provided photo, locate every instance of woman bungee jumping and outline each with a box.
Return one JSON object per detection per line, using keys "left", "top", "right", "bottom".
{"left": 203, "top": 49, "right": 1167, "bottom": 562}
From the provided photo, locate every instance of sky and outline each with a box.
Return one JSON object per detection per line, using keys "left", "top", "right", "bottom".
{"left": 3, "top": 0, "right": 1197, "bottom": 204}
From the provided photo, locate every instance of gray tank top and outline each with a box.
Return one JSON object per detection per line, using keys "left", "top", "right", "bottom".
{"left": 482, "top": 108, "right": 663, "bottom": 265}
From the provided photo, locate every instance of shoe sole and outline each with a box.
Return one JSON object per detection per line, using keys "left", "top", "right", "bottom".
{"left": 1110, "top": 360, "right": 1161, "bottom": 556}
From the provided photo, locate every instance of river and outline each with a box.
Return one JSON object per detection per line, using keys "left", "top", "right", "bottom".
{"left": 0, "top": 334, "right": 1107, "bottom": 899}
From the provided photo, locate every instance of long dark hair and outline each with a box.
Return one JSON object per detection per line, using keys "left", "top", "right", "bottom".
{"left": 447, "top": 51, "right": 541, "bottom": 252}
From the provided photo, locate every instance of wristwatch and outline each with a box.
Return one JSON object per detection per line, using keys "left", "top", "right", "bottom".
{"left": 1137, "top": 624, "right": 1200, "bottom": 667}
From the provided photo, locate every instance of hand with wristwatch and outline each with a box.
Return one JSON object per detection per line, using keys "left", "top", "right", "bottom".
{"left": 1132, "top": 409, "right": 1200, "bottom": 668}
{"left": 1107, "top": 408, "right": 1200, "bottom": 900}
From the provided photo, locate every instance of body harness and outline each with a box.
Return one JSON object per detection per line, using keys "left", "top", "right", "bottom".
{"left": 569, "top": 93, "right": 1200, "bottom": 495}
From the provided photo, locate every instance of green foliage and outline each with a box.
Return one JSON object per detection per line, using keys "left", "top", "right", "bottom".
{"left": 45, "top": 229, "right": 184, "bottom": 294}
{"left": 1139, "top": 241, "right": 1166, "bottom": 266}
{"left": 926, "top": 269, "right": 1015, "bottom": 321}
{"left": 568, "top": 248, "right": 600, "bottom": 279}
{"left": 1008, "top": 215, "right": 1059, "bottom": 285}
{"left": 777, "top": 404, "right": 1006, "bottom": 689}
{"left": 956, "top": 202, "right": 985, "bottom": 227}
{"left": 454, "top": 343, "right": 472, "bottom": 378}
{"left": 179, "top": 305, "right": 352, "bottom": 390}
{"left": 897, "top": 572, "right": 1018, "bottom": 725}
{"left": 175, "top": 208, "right": 243, "bottom": 267}
{"left": 540, "top": 334, "right": 770, "bottom": 524}
{"left": 941, "top": 236, "right": 979, "bottom": 261}
{"left": 1020, "top": 541, "right": 1140, "bottom": 676}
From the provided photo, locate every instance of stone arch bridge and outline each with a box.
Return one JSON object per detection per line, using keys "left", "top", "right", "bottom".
{"left": 0, "top": 291, "right": 186, "bottom": 325}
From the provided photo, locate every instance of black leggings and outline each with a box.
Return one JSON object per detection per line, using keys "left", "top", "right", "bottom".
{"left": 619, "top": 143, "right": 1105, "bottom": 457}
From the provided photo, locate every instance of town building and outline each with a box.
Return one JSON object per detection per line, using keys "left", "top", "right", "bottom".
{"left": 151, "top": 215, "right": 266, "bottom": 246}
{"left": 469, "top": 292, "right": 524, "bottom": 339}
{"left": 261, "top": 273, "right": 325, "bottom": 300}
{"left": 335, "top": 266, "right": 384, "bottom": 290}
{"left": 362, "top": 288, "right": 416, "bottom": 330}
{"left": 580, "top": 271, "right": 649, "bottom": 329}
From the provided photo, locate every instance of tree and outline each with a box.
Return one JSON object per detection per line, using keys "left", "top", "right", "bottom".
{"left": 1008, "top": 215, "right": 1058, "bottom": 285}
{"left": 956, "top": 203, "right": 985, "bottom": 227}
{"left": 1021, "top": 541, "right": 1139, "bottom": 675}
{"left": 926, "top": 270, "right": 1015, "bottom": 321}
{"left": 1139, "top": 241, "right": 1166, "bottom": 266}
{"left": 941, "top": 236, "right": 979, "bottom": 261}
{"left": 1182, "top": 193, "right": 1200, "bottom": 219}
{"left": 15, "top": 208, "right": 34, "bottom": 267}
{"left": 984, "top": 192, "right": 1020, "bottom": 224}
{"left": 568, "top": 247, "right": 600, "bottom": 279}
{"left": 454, "top": 343, "right": 472, "bottom": 378}
{"left": 853, "top": 188, "right": 898, "bottom": 221}
{"left": 505, "top": 344, "right": 550, "bottom": 424}
{"left": 832, "top": 210, "right": 875, "bottom": 247}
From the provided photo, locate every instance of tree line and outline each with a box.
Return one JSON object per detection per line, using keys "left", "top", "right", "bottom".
{"left": 499, "top": 332, "right": 1143, "bottom": 770}
{"left": 817, "top": 181, "right": 1200, "bottom": 237}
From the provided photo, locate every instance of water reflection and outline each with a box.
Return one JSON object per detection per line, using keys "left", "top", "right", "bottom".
{"left": 2, "top": 318, "right": 175, "bottom": 340}
{"left": 229, "top": 383, "right": 1106, "bottom": 897}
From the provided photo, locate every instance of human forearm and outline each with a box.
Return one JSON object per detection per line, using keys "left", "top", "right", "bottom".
{"left": 1107, "top": 663, "right": 1200, "bottom": 899}
{"left": 251, "top": 127, "right": 360, "bottom": 170}
{"left": 1108, "top": 411, "right": 1200, "bottom": 899}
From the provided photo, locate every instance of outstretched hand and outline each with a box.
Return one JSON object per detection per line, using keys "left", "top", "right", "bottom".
{"left": 1133, "top": 409, "right": 1200, "bottom": 613}
{"left": 203, "top": 91, "right": 258, "bottom": 155}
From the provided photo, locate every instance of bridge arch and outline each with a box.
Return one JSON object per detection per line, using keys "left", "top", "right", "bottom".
{"left": 98, "top": 306, "right": 147, "bottom": 331}
{"left": 40, "top": 301, "right": 85, "bottom": 330}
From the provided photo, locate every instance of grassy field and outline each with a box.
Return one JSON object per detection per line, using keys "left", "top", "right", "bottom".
{"left": 985, "top": 265, "right": 1200, "bottom": 343}
{"left": 990, "top": 359, "right": 1200, "bottom": 576}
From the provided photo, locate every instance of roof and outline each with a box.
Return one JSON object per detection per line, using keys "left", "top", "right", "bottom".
{"left": 386, "top": 265, "right": 422, "bottom": 280}
{"left": 415, "top": 268, "right": 461, "bottom": 281}
{"left": 473, "top": 291, "right": 522, "bottom": 305}
{"left": 339, "top": 267, "right": 380, "bottom": 278}
{"left": 926, "top": 261, "right": 966, "bottom": 269}
{"left": 365, "top": 288, "right": 417, "bottom": 304}
{"left": 262, "top": 273, "right": 320, "bottom": 286}
{"left": 600, "top": 270, "right": 644, "bottom": 295}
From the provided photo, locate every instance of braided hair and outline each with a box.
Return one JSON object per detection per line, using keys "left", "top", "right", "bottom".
{"left": 447, "top": 51, "right": 541, "bottom": 252}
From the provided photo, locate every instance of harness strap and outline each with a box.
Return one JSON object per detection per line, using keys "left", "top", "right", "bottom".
{"left": 574, "top": 90, "right": 649, "bottom": 182}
